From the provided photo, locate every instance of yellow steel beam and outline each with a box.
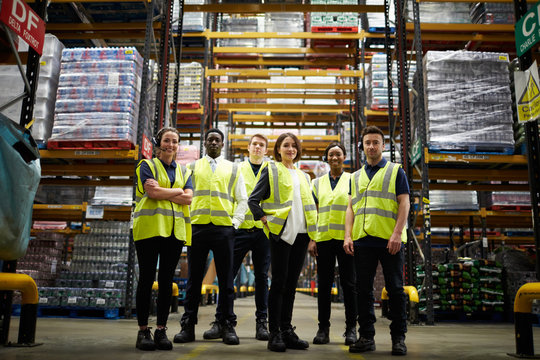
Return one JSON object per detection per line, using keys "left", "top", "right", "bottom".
{"left": 218, "top": 103, "right": 350, "bottom": 112}
{"left": 413, "top": 167, "right": 528, "bottom": 182}
{"left": 425, "top": 151, "right": 528, "bottom": 166}
{"left": 231, "top": 114, "right": 340, "bottom": 122}
{"left": 230, "top": 134, "right": 339, "bottom": 140}
{"left": 418, "top": 0, "right": 534, "bottom": 3}
{"left": 207, "top": 69, "right": 363, "bottom": 77}
{"left": 214, "top": 58, "right": 355, "bottom": 67}
{"left": 40, "top": 178, "right": 134, "bottom": 187}
{"left": 40, "top": 148, "right": 138, "bottom": 160}
{"left": 212, "top": 83, "right": 356, "bottom": 90}
{"left": 407, "top": 33, "right": 515, "bottom": 43}
{"left": 184, "top": 4, "right": 384, "bottom": 13}
{"left": 207, "top": 31, "right": 362, "bottom": 39}
{"left": 405, "top": 23, "right": 514, "bottom": 33}
{"left": 213, "top": 47, "right": 356, "bottom": 55}
{"left": 41, "top": 163, "right": 135, "bottom": 177}
{"left": 214, "top": 93, "right": 354, "bottom": 100}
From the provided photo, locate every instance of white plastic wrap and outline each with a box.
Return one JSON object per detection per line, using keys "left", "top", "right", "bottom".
{"left": 423, "top": 50, "right": 514, "bottom": 152}
{"left": 429, "top": 190, "right": 479, "bottom": 211}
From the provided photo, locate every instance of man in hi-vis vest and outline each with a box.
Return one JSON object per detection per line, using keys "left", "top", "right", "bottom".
{"left": 204, "top": 133, "right": 271, "bottom": 341}
{"left": 344, "top": 126, "right": 410, "bottom": 356}
{"left": 174, "top": 128, "right": 247, "bottom": 346}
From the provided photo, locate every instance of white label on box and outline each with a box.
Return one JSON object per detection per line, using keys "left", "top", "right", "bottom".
{"left": 96, "top": 298, "right": 106, "bottom": 305}
{"left": 184, "top": 77, "right": 192, "bottom": 86}
{"left": 74, "top": 151, "right": 100, "bottom": 156}
{"left": 277, "top": 32, "right": 291, "bottom": 36}
{"left": 51, "top": 259, "right": 57, "bottom": 274}
{"left": 228, "top": 32, "right": 242, "bottom": 35}
{"left": 39, "top": 297, "right": 48, "bottom": 304}
{"left": 105, "top": 281, "right": 115, "bottom": 288}
{"left": 86, "top": 206, "right": 104, "bottom": 219}
{"left": 226, "top": 72, "right": 240, "bottom": 76}
{"left": 68, "top": 297, "right": 77, "bottom": 304}
{"left": 108, "top": 73, "right": 119, "bottom": 87}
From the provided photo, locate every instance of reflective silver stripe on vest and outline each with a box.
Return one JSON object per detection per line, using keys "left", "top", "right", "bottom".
{"left": 267, "top": 215, "right": 286, "bottom": 226}
{"left": 304, "top": 204, "right": 317, "bottom": 212}
{"left": 319, "top": 205, "right": 331, "bottom": 213}
{"left": 191, "top": 209, "right": 232, "bottom": 218}
{"left": 228, "top": 163, "right": 239, "bottom": 197}
{"left": 382, "top": 162, "right": 396, "bottom": 193}
{"left": 331, "top": 204, "right": 347, "bottom": 212}
{"left": 355, "top": 207, "right": 397, "bottom": 220}
{"left": 351, "top": 170, "right": 362, "bottom": 206}
{"left": 211, "top": 190, "right": 234, "bottom": 202}
{"left": 194, "top": 190, "right": 211, "bottom": 196}
{"left": 364, "top": 190, "right": 397, "bottom": 201}
{"left": 134, "top": 208, "right": 187, "bottom": 219}
{"left": 307, "top": 224, "right": 317, "bottom": 233}
{"left": 261, "top": 201, "right": 293, "bottom": 210}
{"left": 181, "top": 165, "right": 187, "bottom": 179}
{"left": 317, "top": 223, "right": 346, "bottom": 233}
{"left": 270, "top": 163, "right": 280, "bottom": 203}
{"left": 244, "top": 214, "right": 254, "bottom": 221}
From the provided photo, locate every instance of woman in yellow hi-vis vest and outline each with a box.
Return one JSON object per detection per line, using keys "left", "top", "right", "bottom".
{"left": 248, "top": 133, "right": 317, "bottom": 353}
{"left": 308, "top": 142, "right": 357, "bottom": 346}
{"left": 132, "top": 127, "right": 193, "bottom": 351}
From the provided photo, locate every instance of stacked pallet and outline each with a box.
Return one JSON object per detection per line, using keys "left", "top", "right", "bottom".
{"left": 470, "top": 3, "right": 514, "bottom": 24}
{"left": 311, "top": 0, "right": 358, "bottom": 33}
{"left": 423, "top": 51, "right": 514, "bottom": 153}
{"left": 49, "top": 47, "right": 143, "bottom": 149}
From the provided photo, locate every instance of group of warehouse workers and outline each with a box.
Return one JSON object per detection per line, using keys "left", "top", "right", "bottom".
{"left": 131, "top": 124, "right": 410, "bottom": 356}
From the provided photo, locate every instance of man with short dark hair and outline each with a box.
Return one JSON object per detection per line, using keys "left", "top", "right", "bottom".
{"left": 174, "top": 128, "right": 247, "bottom": 346}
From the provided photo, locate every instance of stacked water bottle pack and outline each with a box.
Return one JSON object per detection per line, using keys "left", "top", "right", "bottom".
{"left": 38, "top": 221, "right": 133, "bottom": 310}
{"left": 469, "top": 3, "right": 514, "bottom": 24}
{"left": 407, "top": 2, "right": 471, "bottom": 23}
{"left": 15, "top": 232, "right": 67, "bottom": 288}
{"left": 367, "top": 53, "right": 415, "bottom": 111}
{"left": 423, "top": 51, "right": 514, "bottom": 153}
{"left": 264, "top": 13, "right": 305, "bottom": 52}
{"left": 416, "top": 259, "right": 504, "bottom": 315}
{"left": 49, "top": 47, "right": 143, "bottom": 148}
{"left": 167, "top": 62, "right": 204, "bottom": 107}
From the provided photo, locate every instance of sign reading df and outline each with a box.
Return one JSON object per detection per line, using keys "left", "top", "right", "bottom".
{"left": 516, "top": 1, "right": 540, "bottom": 56}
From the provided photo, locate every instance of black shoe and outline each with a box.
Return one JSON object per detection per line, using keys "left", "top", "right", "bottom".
{"left": 267, "top": 332, "right": 286, "bottom": 352}
{"left": 203, "top": 321, "right": 222, "bottom": 340}
{"left": 282, "top": 327, "right": 309, "bottom": 350}
{"left": 256, "top": 319, "right": 269, "bottom": 341}
{"left": 343, "top": 326, "right": 357, "bottom": 345}
{"left": 154, "top": 328, "right": 173, "bottom": 350}
{"left": 392, "top": 337, "right": 407, "bottom": 356}
{"left": 349, "top": 337, "right": 375, "bottom": 353}
{"left": 173, "top": 320, "right": 195, "bottom": 343}
{"left": 136, "top": 328, "right": 156, "bottom": 351}
{"left": 313, "top": 326, "right": 329, "bottom": 344}
{"left": 222, "top": 321, "right": 240, "bottom": 345}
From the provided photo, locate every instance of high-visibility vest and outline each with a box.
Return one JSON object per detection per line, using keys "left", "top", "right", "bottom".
{"left": 133, "top": 158, "right": 192, "bottom": 245}
{"left": 188, "top": 158, "right": 239, "bottom": 226}
{"left": 237, "top": 160, "right": 263, "bottom": 229}
{"left": 312, "top": 172, "right": 351, "bottom": 242}
{"left": 260, "top": 161, "right": 317, "bottom": 239}
{"left": 350, "top": 162, "right": 407, "bottom": 243}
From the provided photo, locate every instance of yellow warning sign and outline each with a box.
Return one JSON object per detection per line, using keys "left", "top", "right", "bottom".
{"left": 515, "top": 61, "right": 540, "bottom": 123}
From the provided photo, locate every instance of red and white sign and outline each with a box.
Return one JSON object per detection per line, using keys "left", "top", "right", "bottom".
{"left": 0, "top": 0, "right": 45, "bottom": 54}
{"left": 141, "top": 134, "right": 153, "bottom": 159}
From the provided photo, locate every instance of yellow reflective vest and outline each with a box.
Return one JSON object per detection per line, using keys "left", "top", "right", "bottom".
{"left": 350, "top": 162, "right": 407, "bottom": 243}
{"left": 260, "top": 161, "right": 317, "bottom": 239}
{"left": 133, "top": 158, "right": 192, "bottom": 245}
{"left": 236, "top": 160, "right": 264, "bottom": 230}
{"left": 312, "top": 172, "right": 351, "bottom": 242}
{"left": 188, "top": 157, "right": 239, "bottom": 226}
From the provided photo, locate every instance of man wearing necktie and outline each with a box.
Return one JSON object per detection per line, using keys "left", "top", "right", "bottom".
{"left": 174, "top": 128, "right": 248, "bottom": 346}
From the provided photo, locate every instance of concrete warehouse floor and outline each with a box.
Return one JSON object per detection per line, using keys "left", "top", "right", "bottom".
{"left": 1, "top": 293, "right": 537, "bottom": 360}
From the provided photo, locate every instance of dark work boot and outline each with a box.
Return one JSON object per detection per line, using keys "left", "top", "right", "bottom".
{"left": 173, "top": 319, "right": 195, "bottom": 343}
{"left": 154, "top": 327, "right": 173, "bottom": 350}
{"left": 255, "top": 319, "right": 269, "bottom": 341}
{"left": 313, "top": 325, "right": 329, "bottom": 344}
{"left": 349, "top": 336, "right": 375, "bottom": 353}
{"left": 392, "top": 336, "right": 407, "bottom": 356}
{"left": 343, "top": 326, "right": 357, "bottom": 345}
{"left": 203, "top": 321, "right": 222, "bottom": 340}
{"left": 222, "top": 321, "right": 240, "bottom": 345}
{"left": 282, "top": 327, "right": 309, "bottom": 350}
{"left": 267, "top": 331, "right": 286, "bottom": 352}
{"left": 136, "top": 328, "right": 156, "bottom": 351}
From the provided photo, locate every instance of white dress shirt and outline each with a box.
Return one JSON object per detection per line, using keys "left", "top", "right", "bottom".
{"left": 204, "top": 154, "right": 247, "bottom": 229}
{"left": 280, "top": 168, "right": 307, "bottom": 245}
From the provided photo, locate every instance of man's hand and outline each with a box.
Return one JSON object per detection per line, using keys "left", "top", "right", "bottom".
{"left": 308, "top": 240, "right": 318, "bottom": 257}
{"left": 387, "top": 233, "right": 402, "bottom": 255}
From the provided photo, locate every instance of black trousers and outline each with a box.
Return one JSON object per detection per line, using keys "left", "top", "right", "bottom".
{"left": 268, "top": 233, "right": 310, "bottom": 333}
{"left": 135, "top": 236, "right": 183, "bottom": 327}
{"left": 216, "top": 228, "right": 270, "bottom": 322}
{"left": 315, "top": 239, "right": 357, "bottom": 328}
{"left": 181, "top": 224, "right": 236, "bottom": 325}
